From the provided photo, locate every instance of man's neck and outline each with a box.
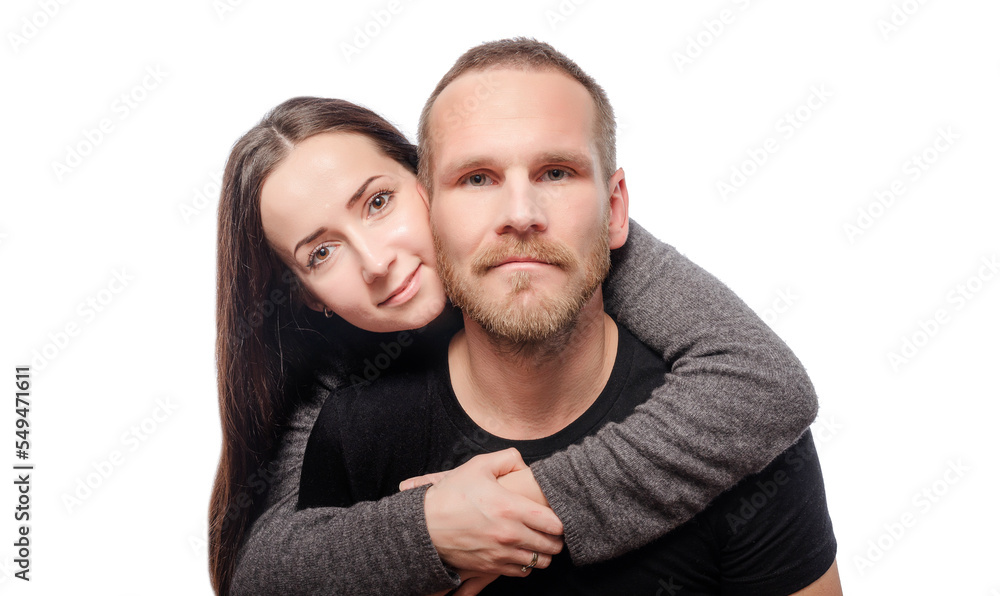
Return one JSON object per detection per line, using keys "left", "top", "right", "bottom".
{"left": 448, "top": 292, "right": 619, "bottom": 440}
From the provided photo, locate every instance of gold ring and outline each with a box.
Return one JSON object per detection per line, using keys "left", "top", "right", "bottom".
{"left": 521, "top": 551, "right": 538, "bottom": 572}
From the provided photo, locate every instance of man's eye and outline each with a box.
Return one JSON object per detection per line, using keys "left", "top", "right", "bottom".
{"left": 544, "top": 168, "right": 568, "bottom": 181}
{"left": 466, "top": 173, "right": 493, "bottom": 187}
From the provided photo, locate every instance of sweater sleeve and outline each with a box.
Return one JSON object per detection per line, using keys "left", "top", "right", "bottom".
{"left": 529, "top": 219, "right": 819, "bottom": 565}
{"left": 230, "top": 383, "right": 459, "bottom": 595}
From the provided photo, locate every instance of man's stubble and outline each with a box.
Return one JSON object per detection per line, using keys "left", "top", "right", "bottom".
{"left": 434, "top": 212, "right": 611, "bottom": 349}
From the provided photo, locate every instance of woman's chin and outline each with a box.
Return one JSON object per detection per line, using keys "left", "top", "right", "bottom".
{"left": 348, "top": 291, "right": 448, "bottom": 334}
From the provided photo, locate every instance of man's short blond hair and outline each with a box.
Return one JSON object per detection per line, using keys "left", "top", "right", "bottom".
{"left": 417, "top": 38, "right": 616, "bottom": 192}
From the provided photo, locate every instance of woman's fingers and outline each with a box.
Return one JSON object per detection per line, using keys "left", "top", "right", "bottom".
{"left": 452, "top": 550, "right": 552, "bottom": 595}
{"left": 400, "top": 449, "right": 526, "bottom": 491}
{"left": 477, "top": 447, "right": 530, "bottom": 477}
{"left": 454, "top": 574, "right": 500, "bottom": 596}
{"left": 398, "top": 470, "right": 449, "bottom": 491}
{"left": 507, "top": 492, "right": 564, "bottom": 538}
{"left": 511, "top": 549, "right": 551, "bottom": 572}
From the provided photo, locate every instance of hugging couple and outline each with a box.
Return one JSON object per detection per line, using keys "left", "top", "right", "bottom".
{"left": 210, "top": 38, "right": 841, "bottom": 595}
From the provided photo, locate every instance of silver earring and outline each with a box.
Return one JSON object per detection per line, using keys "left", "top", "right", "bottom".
{"left": 323, "top": 307, "right": 334, "bottom": 318}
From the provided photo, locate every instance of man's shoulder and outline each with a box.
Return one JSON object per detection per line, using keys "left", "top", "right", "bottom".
{"left": 710, "top": 430, "right": 827, "bottom": 531}
{"left": 705, "top": 429, "right": 838, "bottom": 593}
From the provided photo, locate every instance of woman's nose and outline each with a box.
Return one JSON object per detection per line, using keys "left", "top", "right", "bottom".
{"left": 358, "top": 243, "right": 393, "bottom": 285}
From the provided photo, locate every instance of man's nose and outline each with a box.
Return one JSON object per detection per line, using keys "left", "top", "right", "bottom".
{"left": 496, "top": 175, "right": 547, "bottom": 236}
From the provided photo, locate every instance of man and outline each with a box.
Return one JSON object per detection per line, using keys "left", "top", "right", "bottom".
{"left": 298, "top": 38, "right": 840, "bottom": 594}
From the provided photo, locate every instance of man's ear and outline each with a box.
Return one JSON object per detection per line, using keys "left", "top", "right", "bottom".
{"left": 607, "top": 167, "right": 629, "bottom": 250}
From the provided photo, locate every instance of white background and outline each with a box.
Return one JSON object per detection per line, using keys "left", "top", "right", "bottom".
{"left": 2, "top": 0, "right": 998, "bottom": 593}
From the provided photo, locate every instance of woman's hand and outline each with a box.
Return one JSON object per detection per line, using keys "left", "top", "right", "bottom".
{"left": 453, "top": 571, "right": 500, "bottom": 596}
{"left": 400, "top": 455, "right": 550, "bottom": 508}
{"left": 412, "top": 448, "right": 563, "bottom": 576}
{"left": 426, "top": 570, "right": 500, "bottom": 596}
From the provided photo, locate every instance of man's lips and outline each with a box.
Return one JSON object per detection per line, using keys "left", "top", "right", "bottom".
{"left": 493, "top": 257, "right": 552, "bottom": 268}
{"left": 379, "top": 267, "right": 421, "bottom": 306}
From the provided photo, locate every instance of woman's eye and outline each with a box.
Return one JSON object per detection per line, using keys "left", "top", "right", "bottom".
{"left": 466, "top": 173, "right": 493, "bottom": 187}
{"left": 368, "top": 191, "right": 391, "bottom": 216}
{"left": 544, "top": 168, "right": 568, "bottom": 181}
{"left": 310, "top": 245, "right": 334, "bottom": 267}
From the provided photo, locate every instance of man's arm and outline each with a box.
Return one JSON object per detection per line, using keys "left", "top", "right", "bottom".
{"left": 714, "top": 430, "right": 838, "bottom": 594}
{"left": 793, "top": 560, "right": 843, "bottom": 596}
{"left": 529, "top": 219, "right": 819, "bottom": 564}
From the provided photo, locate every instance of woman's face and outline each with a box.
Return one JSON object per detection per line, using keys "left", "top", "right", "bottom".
{"left": 260, "top": 132, "right": 447, "bottom": 333}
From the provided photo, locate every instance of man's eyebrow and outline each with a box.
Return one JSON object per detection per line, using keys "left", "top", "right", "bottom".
{"left": 439, "top": 152, "right": 593, "bottom": 180}
{"left": 442, "top": 157, "right": 500, "bottom": 177}
{"left": 539, "top": 152, "right": 594, "bottom": 171}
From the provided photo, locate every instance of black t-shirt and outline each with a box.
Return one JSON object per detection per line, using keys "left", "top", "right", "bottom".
{"left": 299, "top": 324, "right": 837, "bottom": 595}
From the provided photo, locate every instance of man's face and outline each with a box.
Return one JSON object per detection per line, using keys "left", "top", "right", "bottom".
{"left": 427, "top": 68, "right": 623, "bottom": 344}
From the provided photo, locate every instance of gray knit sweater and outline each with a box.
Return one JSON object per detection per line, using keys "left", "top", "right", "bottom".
{"left": 230, "top": 221, "right": 818, "bottom": 595}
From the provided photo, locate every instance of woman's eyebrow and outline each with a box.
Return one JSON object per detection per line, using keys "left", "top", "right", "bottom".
{"left": 294, "top": 227, "right": 327, "bottom": 259}
{"left": 346, "top": 175, "right": 384, "bottom": 209}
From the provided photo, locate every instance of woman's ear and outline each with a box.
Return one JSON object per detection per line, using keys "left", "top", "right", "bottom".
{"left": 287, "top": 270, "right": 326, "bottom": 313}
{"left": 607, "top": 168, "right": 630, "bottom": 250}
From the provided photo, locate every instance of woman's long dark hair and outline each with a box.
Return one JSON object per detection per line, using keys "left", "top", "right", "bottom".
{"left": 209, "top": 97, "right": 418, "bottom": 594}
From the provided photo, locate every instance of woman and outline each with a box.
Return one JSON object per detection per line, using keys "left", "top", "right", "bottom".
{"left": 210, "top": 97, "right": 819, "bottom": 594}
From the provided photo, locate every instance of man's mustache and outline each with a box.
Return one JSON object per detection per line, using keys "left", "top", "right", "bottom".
{"left": 470, "top": 237, "right": 575, "bottom": 275}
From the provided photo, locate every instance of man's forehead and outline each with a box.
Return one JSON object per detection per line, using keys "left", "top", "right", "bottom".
{"left": 431, "top": 66, "right": 592, "bottom": 122}
{"left": 427, "top": 67, "right": 597, "bottom": 168}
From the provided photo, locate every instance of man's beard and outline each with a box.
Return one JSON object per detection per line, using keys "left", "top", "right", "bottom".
{"left": 434, "top": 227, "right": 611, "bottom": 346}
